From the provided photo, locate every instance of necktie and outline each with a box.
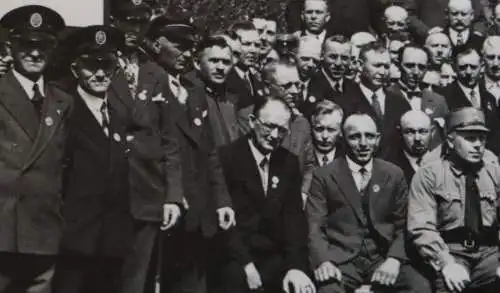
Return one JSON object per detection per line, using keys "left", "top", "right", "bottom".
{"left": 457, "top": 31, "right": 465, "bottom": 46}
{"left": 100, "top": 101, "right": 110, "bottom": 137}
{"left": 371, "top": 93, "right": 383, "bottom": 119}
{"left": 171, "top": 78, "right": 187, "bottom": 104}
{"left": 32, "top": 83, "right": 44, "bottom": 117}
{"left": 259, "top": 157, "right": 269, "bottom": 194}
{"left": 244, "top": 71, "right": 254, "bottom": 96}
{"left": 322, "top": 154, "right": 329, "bottom": 166}
{"left": 464, "top": 171, "right": 482, "bottom": 238}
{"left": 470, "top": 89, "right": 480, "bottom": 108}
{"left": 416, "top": 157, "right": 422, "bottom": 166}
{"left": 334, "top": 82, "right": 342, "bottom": 94}
{"left": 358, "top": 167, "right": 370, "bottom": 194}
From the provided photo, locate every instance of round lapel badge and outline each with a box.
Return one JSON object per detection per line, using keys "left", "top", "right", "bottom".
{"left": 44, "top": 116, "right": 54, "bottom": 127}
{"left": 424, "top": 108, "right": 433, "bottom": 115}
{"left": 131, "top": 0, "right": 143, "bottom": 5}
{"left": 193, "top": 118, "right": 202, "bottom": 126}
{"left": 373, "top": 184, "right": 380, "bottom": 193}
{"left": 202, "top": 110, "right": 208, "bottom": 118}
{"left": 30, "top": 13, "right": 43, "bottom": 28}
{"left": 95, "top": 30, "right": 107, "bottom": 46}
{"left": 113, "top": 133, "right": 121, "bottom": 142}
{"left": 308, "top": 96, "right": 316, "bottom": 103}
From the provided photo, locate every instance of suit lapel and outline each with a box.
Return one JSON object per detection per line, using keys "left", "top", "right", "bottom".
{"left": 239, "top": 139, "right": 267, "bottom": 203}
{"left": 110, "top": 70, "right": 135, "bottom": 111}
{"left": 332, "top": 158, "right": 367, "bottom": 224}
{"left": 366, "top": 160, "right": 390, "bottom": 214}
{"left": 0, "top": 71, "right": 40, "bottom": 140}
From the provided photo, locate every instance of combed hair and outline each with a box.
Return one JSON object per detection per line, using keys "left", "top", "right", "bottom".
{"left": 195, "top": 35, "right": 232, "bottom": 57}
{"left": 358, "top": 41, "right": 387, "bottom": 62}
{"left": 301, "top": 0, "right": 330, "bottom": 12}
{"left": 453, "top": 46, "right": 481, "bottom": 65}
{"left": 228, "top": 21, "right": 256, "bottom": 37}
{"left": 397, "top": 43, "right": 431, "bottom": 65}
{"left": 252, "top": 93, "right": 293, "bottom": 117}
{"left": 311, "top": 100, "right": 344, "bottom": 123}
{"left": 261, "top": 59, "right": 298, "bottom": 84}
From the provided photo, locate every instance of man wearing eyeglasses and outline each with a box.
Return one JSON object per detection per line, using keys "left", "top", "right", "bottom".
{"left": 219, "top": 95, "right": 315, "bottom": 293}
{"left": 436, "top": 47, "right": 500, "bottom": 156}
{"left": 0, "top": 5, "right": 69, "bottom": 293}
{"left": 52, "top": 25, "right": 133, "bottom": 293}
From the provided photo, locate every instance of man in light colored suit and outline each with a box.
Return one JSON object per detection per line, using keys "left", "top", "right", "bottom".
{"left": 307, "top": 113, "right": 428, "bottom": 293}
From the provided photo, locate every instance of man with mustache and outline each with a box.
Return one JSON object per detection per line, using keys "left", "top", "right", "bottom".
{"left": 307, "top": 112, "right": 425, "bottom": 293}
{"left": 303, "top": 35, "right": 356, "bottom": 118}
{"left": 0, "top": 5, "right": 69, "bottom": 293}
{"left": 53, "top": 25, "right": 133, "bottom": 293}
{"left": 436, "top": 47, "right": 500, "bottom": 155}
{"left": 481, "top": 36, "right": 500, "bottom": 104}
{"left": 226, "top": 22, "right": 267, "bottom": 110}
{"left": 425, "top": 32, "right": 453, "bottom": 69}
{"left": 310, "top": 100, "right": 345, "bottom": 167}
{"left": 408, "top": 107, "right": 499, "bottom": 293}
{"left": 342, "top": 41, "right": 411, "bottom": 156}
{"left": 445, "top": 0, "right": 485, "bottom": 57}
{"left": 384, "top": 110, "right": 434, "bottom": 183}
{"left": 380, "top": 6, "right": 411, "bottom": 48}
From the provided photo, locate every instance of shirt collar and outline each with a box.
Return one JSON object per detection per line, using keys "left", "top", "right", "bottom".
{"left": 12, "top": 69, "right": 45, "bottom": 99}
{"left": 248, "top": 138, "right": 271, "bottom": 167}
{"left": 322, "top": 68, "right": 343, "bottom": 89}
{"left": 234, "top": 66, "right": 248, "bottom": 80}
{"left": 484, "top": 75, "right": 500, "bottom": 89}
{"left": 403, "top": 150, "right": 423, "bottom": 169}
{"left": 77, "top": 86, "right": 107, "bottom": 111}
{"left": 449, "top": 28, "right": 470, "bottom": 42}
{"left": 304, "top": 29, "right": 326, "bottom": 41}
{"left": 346, "top": 155, "right": 373, "bottom": 173}
{"left": 457, "top": 81, "right": 479, "bottom": 96}
{"left": 315, "top": 148, "right": 336, "bottom": 164}
{"left": 359, "top": 82, "right": 384, "bottom": 99}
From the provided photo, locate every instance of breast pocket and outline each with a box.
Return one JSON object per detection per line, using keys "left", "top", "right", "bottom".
{"left": 479, "top": 190, "right": 497, "bottom": 225}
{"left": 435, "top": 191, "right": 462, "bottom": 227}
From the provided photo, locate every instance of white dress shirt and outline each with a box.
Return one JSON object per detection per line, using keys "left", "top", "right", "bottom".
{"left": 78, "top": 86, "right": 109, "bottom": 127}
{"left": 248, "top": 139, "right": 271, "bottom": 195}
{"left": 398, "top": 82, "right": 422, "bottom": 110}
{"left": 359, "top": 83, "right": 386, "bottom": 115}
{"left": 322, "top": 68, "right": 344, "bottom": 93}
{"left": 346, "top": 156, "right": 373, "bottom": 193}
{"left": 403, "top": 151, "right": 421, "bottom": 172}
{"left": 304, "top": 29, "right": 327, "bottom": 44}
{"left": 457, "top": 81, "right": 481, "bottom": 108}
{"left": 449, "top": 28, "right": 470, "bottom": 46}
{"left": 168, "top": 73, "right": 188, "bottom": 104}
{"left": 484, "top": 75, "right": 500, "bottom": 105}
{"left": 315, "top": 149, "right": 336, "bottom": 167}
{"left": 12, "top": 69, "right": 45, "bottom": 100}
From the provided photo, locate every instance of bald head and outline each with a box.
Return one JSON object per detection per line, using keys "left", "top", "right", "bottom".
{"left": 343, "top": 113, "right": 380, "bottom": 164}
{"left": 448, "top": 0, "right": 473, "bottom": 11}
{"left": 384, "top": 5, "right": 408, "bottom": 20}
{"left": 448, "top": 0, "right": 474, "bottom": 31}
{"left": 350, "top": 32, "right": 376, "bottom": 48}
{"left": 400, "top": 110, "right": 433, "bottom": 157}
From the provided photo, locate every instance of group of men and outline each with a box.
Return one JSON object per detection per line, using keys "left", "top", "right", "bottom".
{"left": 0, "top": 0, "right": 499, "bottom": 293}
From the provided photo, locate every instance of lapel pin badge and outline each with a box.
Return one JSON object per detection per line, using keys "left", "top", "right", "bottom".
{"left": 56, "top": 109, "right": 62, "bottom": 116}
{"left": 202, "top": 109, "right": 208, "bottom": 118}
{"left": 137, "top": 89, "right": 148, "bottom": 101}
{"left": 424, "top": 108, "right": 433, "bottom": 115}
{"left": 271, "top": 176, "right": 280, "bottom": 189}
{"left": 487, "top": 103, "right": 492, "bottom": 110}
{"left": 151, "top": 93, "right": 166, "bottom": 103}
{"left": 45, "top": 116, "right": 54, "bottom": 127}
{"left": 308, "top": 96, "right": 316, "bottom": 103}
{"left": 373, "top": 184, "right": 380, "bottom": 193}
{"left": 193, "top": 118, "right": 202, "bottom": 126}
{"left": 113, "top": 133, "right": 121, "bottom": 142}
{"left": 126, "top": 135, "right": 134, "bottom": 142}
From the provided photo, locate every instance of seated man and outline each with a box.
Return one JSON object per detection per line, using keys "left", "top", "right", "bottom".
{"left": 307, "top": 112, "right": 429, "bottom": 293}
{"left": 219, "top": 96, "right": 315, "bottom": 293}
{"left": 408, "top": 107, "right": 500, "bottom": 293}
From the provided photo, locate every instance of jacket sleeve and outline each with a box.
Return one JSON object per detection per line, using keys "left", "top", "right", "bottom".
{"left": 407, "top": 166, "right": 456, "bottom": 271}
{"left": 387, "top": 169, "right": 409, "bottom": 261}
{"left": 306, "top": 171, "right": 332, "bottom": 269}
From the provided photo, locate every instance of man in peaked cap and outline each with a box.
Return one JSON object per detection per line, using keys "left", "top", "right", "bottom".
{"left": 408, "top": 107, "right": 499, "bottom": 293}
{"left": 0, "top": 5, "right": 70, "bottom": 293}
{"left": 52, "top": 25, "right": 135, "bottom": 293}
{"left": 145, "top": 15, "right": 235, "bottom": 293}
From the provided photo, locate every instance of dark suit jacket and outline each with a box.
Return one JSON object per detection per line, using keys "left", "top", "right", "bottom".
{"left": 437, "top": 81, "right": 500, "bottom": 155}
{"left": 447, "top": 28, "right": 485, "bottom": 58}
{"left": 299, "top": 71, "right": 356, "bottom": 118}
{"left": 307, "top": 158, "right": 408, "bottom": 267}
{"left": 312, "top": 145, "right": 345, "bottom": 168}
{"left": 0, "top": 71, "right": 72, "bottom": 255}
{"left": 226, "top": 68, "right": 266, "bottom": 110}
{"left": 219, "top": 136, "right": 308, "bottom": 271}
{"left": 61, "top": 89, "right": 133, "bottom": 258}
{"left": 383, "top": 147, "right": 418, "bottom": 184}
{"left": 86, "top": 63, "right": 185, "bottom": 223}
{"left": 161, "top": 74, "right": 232, "bottom": 237}
{"left": 343, "top": 84, "right": 411, "bottom": 156}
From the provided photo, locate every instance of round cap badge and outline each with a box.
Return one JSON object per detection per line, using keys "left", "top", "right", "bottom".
{"left": 30, "top": 13, "right": 43, "bottom": 28}
{"left": 95, "top": 31, "right": 107, "bottom": 46}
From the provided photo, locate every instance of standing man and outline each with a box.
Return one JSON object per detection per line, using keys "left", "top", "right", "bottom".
{"left": 408, "top": 107, "right": 499, "bottom": 293}
{"left": 384, "top": 110, "right": 435, "bottom": 184}
{"left": 295, "top": 35, "right": 322, "bottom": 107}
{"left": 425, "top": 32, "right": 452, "bottom": 71}
{"left": 53, "top": 26, "right": 133, "bottom": 293}
{"left": 342, "top": 41, "right": 411, "bottom": 156}
{"left": 481, "top": 36, "right": 500, "bottom": 105}
{"left": 380, "top": 6, "right": 411, "bottom": 48}
{"left": 0, "top": 5, "right": 69, "bottom": 293}
{"left": 292, "top": 0, "right": 331, "bottom": 44}
{"left": 145, "top": 15, "right": 236, "bottom": 293}
{"left": 307, "top": 113, "right": 426, "bottom": 293}
{"left": 219, "top": 96, "right": 315, "bottom": 293}
{"left": 437, "top": 47, "right": 500, "bottom": 155}
{"left": 445, "top": 0, "right": 485, "bottom": 57}
{"left": 310, "top": 100, "right": 345, "bottom": 167}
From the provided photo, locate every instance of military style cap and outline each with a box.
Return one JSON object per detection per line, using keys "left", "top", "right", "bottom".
{"left": 0, "top": 5, "right": 65, "bottom": 39}
{"left": 111, "top": 0, "right": 152, "bottom": 22}
{"left": 146, "top": 15, "right": 196, "bottom": 44}
{"left": 446, "top": 107, "right": 489, "bottom": 133}
{"left": 65, "top": 25, "right": 125, "bottom": 59}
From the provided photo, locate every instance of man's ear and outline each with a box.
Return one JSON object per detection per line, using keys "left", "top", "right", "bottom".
{"left": 248, "top": 113, "right": 256, "bottom": 129}
{"left": 70, "top": 61, "right": 78, "bottom": 79}
{"left": 325, "top": 12, "right": 331, "bottom": 24}
{"left": 151, "top": 39, "right": 162, "bottom": 55}
{"left": 193, "top": 56, "right": 201, "bottom": 71}
{"left": 4, "top": 41, "right": 12, "bottom": 57}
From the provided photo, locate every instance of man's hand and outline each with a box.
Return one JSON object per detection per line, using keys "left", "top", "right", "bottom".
{"left": 161, "top": 204, "right": 181, "bottom": 231}
{"left": 441, "top": 262, "right": 470, "bottom": 292}
{"left": 0, "top": 55, "right": 12, "bottom": 77}
{"left": 244, "top": 262, "right": 262, "bottom": 290}
{"left": 216, "top": 207, "right": 236, "bottom": 230}
{"left": 371, "top": 257, "right": 401, "bottom": 286}
{"left": 283, "top": 269, "right": 316, "bottom": 293}
{"left": 314, "top": 261, "right": 342, "bottom": 283}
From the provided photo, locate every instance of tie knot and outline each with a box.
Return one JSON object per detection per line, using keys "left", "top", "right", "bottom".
{"left": 32, "top": 83, "right": 43, "bottom": 100}
{"left": 100, "top": 101, "right": 108, "bottom": 112}
{"left": 171, "top": 78, "right": 180, "bottom": 87}
{"left": 259, "top": 157, "right": 268, "bottom": 169}
{"left": 360, "top": 167, "right": 368, "bottom": 175}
